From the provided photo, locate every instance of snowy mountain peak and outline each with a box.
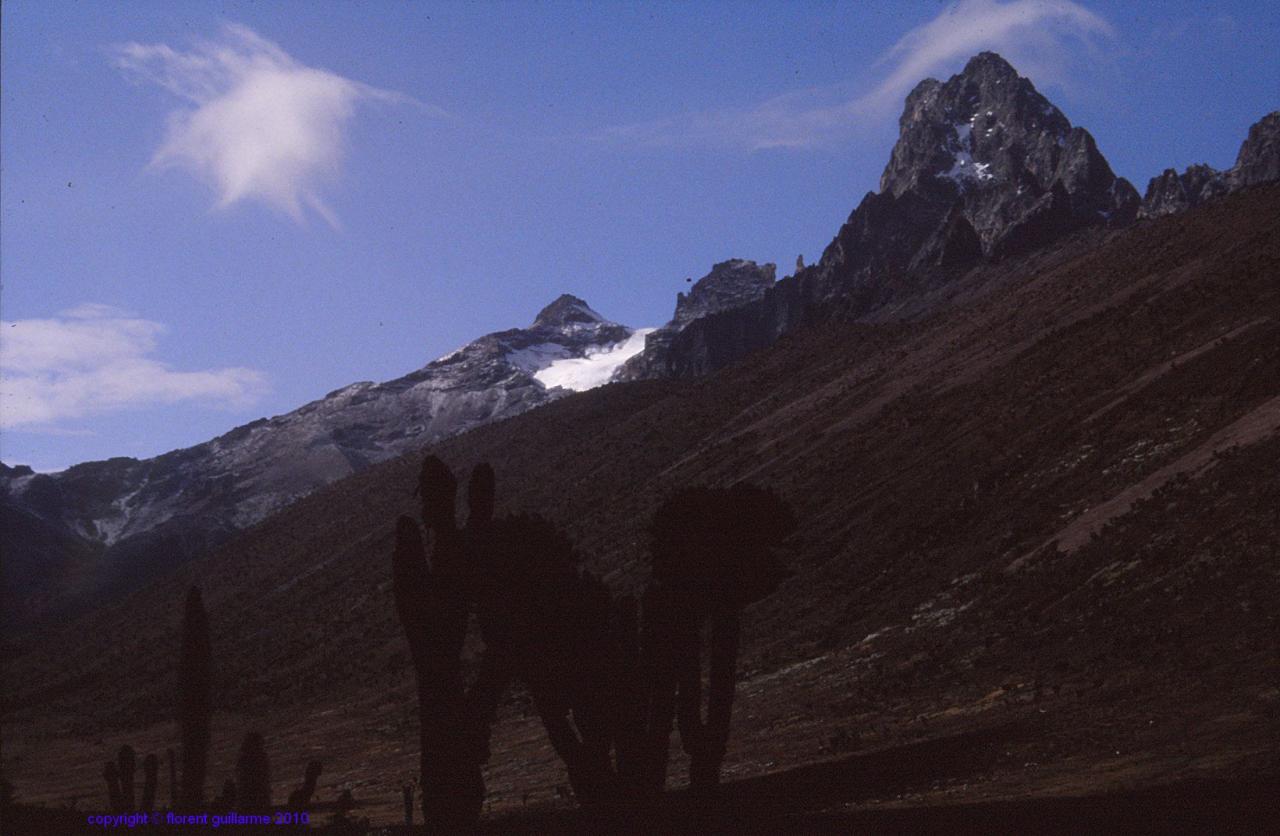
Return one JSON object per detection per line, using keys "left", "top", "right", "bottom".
{"left": 533, "top": 294, "right": 607, "bottom": 329}
{"left": 872, "top": 51, "right": 1137, "bottom": 260}
{"left": 882, "top": 51, "right": 1075, "bottom": 200}
{"left": 3, "top": 293, "right": 644, "bottom": 618}
{"left": 534, "top": 328, "right": 655, "bottom": 392}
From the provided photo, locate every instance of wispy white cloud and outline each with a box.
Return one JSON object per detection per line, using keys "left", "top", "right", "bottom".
{"left": 0, "top": 304, "right": 267, "bottom": 429}
{"left": 600, "top": 0, "right": 1114, "bottom": 151}
{"left": 112, "top": 23, "right": 428, "bottom": 226}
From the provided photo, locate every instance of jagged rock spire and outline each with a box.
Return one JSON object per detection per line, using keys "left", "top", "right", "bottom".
{"left": 1139, "top": 165, "right": 1228, "bottom": 219}
{"left": 1139, "top": 110, "right": 1280, "bottom": 219}
{"left": 875, "top": 51, "right": 1138, "bottom": 259}
{"left": 1230, "top": 111, "right": 1280, "bottom": 188}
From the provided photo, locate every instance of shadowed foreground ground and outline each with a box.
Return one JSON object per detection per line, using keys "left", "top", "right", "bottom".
{"left": 5, "top": 726, "right": 1276, "bottom": 833}
{"left": 476, "top": 726, "right": 1277, "bottom": 834}
{"left": 6, "top": 188, "right": 1279, "bottom": 833}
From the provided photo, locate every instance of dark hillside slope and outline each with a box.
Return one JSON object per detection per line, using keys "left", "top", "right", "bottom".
{"left": 5, "top": 184, "right": 1279, "bottom": 822}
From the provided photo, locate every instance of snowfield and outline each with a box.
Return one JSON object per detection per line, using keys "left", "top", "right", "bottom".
{"left": 534, "top": 328, "right": 655, "bottom": 392}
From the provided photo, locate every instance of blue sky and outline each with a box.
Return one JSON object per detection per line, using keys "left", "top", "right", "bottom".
{"left": 2, "top": 1, "right": 1277, "bottom": 472}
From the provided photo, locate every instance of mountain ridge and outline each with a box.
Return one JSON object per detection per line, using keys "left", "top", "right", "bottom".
{"left": 637, "top": 56, "right": 1277, "bottom": 383}
{"left": 6, "top": 181, "right": 1277, "bottom": 822}
{"left": 5, "top": 52, "right": 1277, "bottom": 625}
{"left": 1139, "top": 110, "right": 1280, "bottom": 218}
{"left": 0, "top": 299, "right": 642, "bottom": 623}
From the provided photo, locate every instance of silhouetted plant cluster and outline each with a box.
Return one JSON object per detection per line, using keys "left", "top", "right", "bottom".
{"left": 102, "top": 745, "right": 157, "bottom": 814}
{"left": 392, "top": 458, "right": 489, "bottom": 830}
{"left": 98, "top": 586, "right": 331, "bottom": 821}
{"left": 286, "top": 759, "right": 324, "bottom": 810}
{"left": 96, "top": 588, "right": 207, "bottom": 816}
{"left": 178, "top": 587, "right": 211, "bottom": 809}
{"left": 640, "top": 485, "right": 798, "bottom": 795}
{"left": 393, "top": 455, "right": 797, "bottom": 829}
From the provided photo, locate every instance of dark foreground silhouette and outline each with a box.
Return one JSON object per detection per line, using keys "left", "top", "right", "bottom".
{"left": 36, "top": 587, "right": 346, "bottom": 834}
{"left": 5, "top": 726, "right": 1275, "bottom": 833}
{"left": 473, "top": 724, "right": 1278, "bottom": 834}
{"left": 393, "top": 457, "right": 797, "bottom": 830}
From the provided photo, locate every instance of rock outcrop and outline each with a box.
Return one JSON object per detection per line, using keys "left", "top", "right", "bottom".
{"left": 1230, "top": 111, "right": 1280, "bottom": 188}
{"left": 616, "top": 260, "right": 776, "bottom": 380}
{"left": 647, "top": 67, "right": 1277, "bottom": 383}
{"left": 1139, "top": 165, "right": 1229, "bottom": 219}
{"left": 1139, "top": 111, "right": 1280, "bottom": 218}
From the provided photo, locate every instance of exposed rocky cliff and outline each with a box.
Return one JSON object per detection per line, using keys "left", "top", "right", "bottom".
{"left": 1139, "top": 111, "right": 1280, "bottom": 218}
{"left": 615, "top": 259, "right": 776, "bottom": 380}
{"left": 875, "top": 51, "right": 1139, "bottom": 257}
{"left": 1139, "top": 165, "right": 1228, "bottom": 219}
{"left": 657, "top": 59, "right": 1279, "bottom": 383}
{"left": 1231, "top": 111, "right": 1280, "bottom": 188}
{"left": 638, "top": 53, "right": 1141, "bottom": 379}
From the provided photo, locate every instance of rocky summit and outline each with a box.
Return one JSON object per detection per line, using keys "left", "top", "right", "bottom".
{"left": 813, "top": 50, "right": 1139, "bottom": 303}
{"left": 1139, "top": 164, "right": 1229, "bottom": 219}
{"left": 642, "top": 56, "right": 1279, "bottom": 383}
{"left": 630, "top": 53, "right": 1144, "bottom": 380}
{"left": 2, "top": 279, "right": 786, "bottom": 621}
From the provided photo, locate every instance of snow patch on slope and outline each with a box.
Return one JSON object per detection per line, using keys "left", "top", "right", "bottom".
{"left": 941, "top": 118, "right": 994, "bottom": 186}
{"left": 535, "top": 329, "right": 655, "bottom": 392}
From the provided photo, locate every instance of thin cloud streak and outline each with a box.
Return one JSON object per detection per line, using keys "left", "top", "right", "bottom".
{"left": 0, "top": 304, "right": 268, "bottom": 429}
{"left": 599, "top": 0, "right": 1115, "bottom": 151}
{"left": 112, "top": 23, "right": 433, "bottom": 227}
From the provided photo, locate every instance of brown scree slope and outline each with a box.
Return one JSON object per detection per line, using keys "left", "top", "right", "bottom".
{"left": 4, "top": 183, "right": 1279, "bottom": 825}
